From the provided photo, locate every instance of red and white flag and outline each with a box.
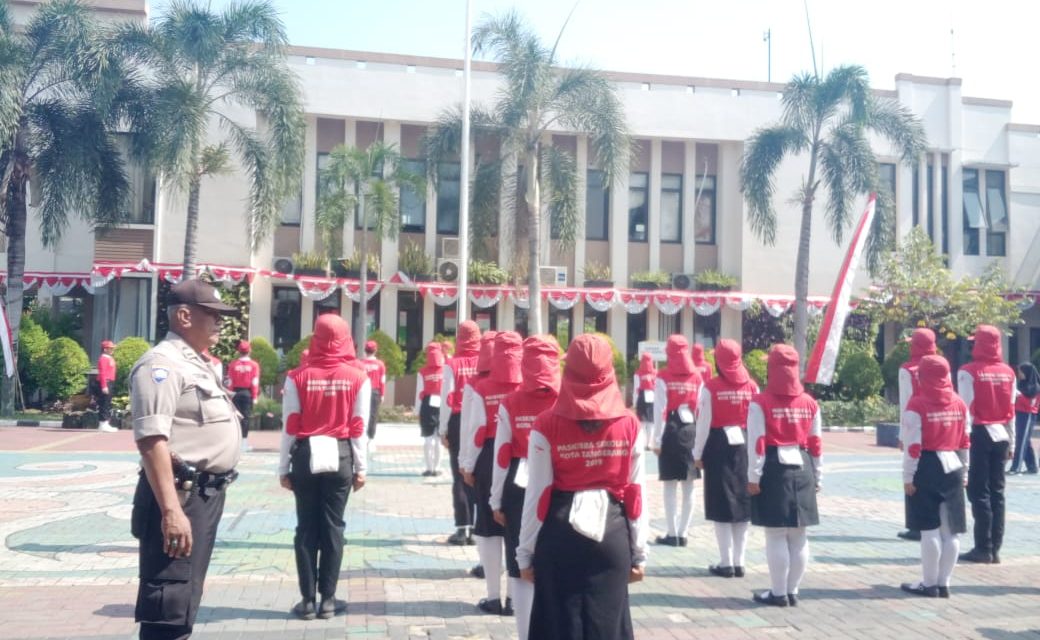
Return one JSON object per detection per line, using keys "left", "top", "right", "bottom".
{"left": 804, "top": 194, "right": 877, "bottom": 385}
{"left": 0, "top": 297, "right": 14, "bottom": 378}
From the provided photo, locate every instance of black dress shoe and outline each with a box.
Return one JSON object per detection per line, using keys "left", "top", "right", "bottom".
{"left": 787, "top": 593, "right": 798, "bottom": 606}
{"left": 709, "top": 565, "right": 735, "bottom": 578}
{"left": 655, "top": 535, "right": 680, "bottom": 546}
{"left": 992, "top": 551, "right": 1001, "bottom": 564}
{"left": 292, "top": 599, "right": 316, "bottom": 620}
{"left": 937, "top": 586, "right": 950, "bottom": 598}
{"left": 470, "top": 564, "right": 485, "bottom": 578}
{"left": 679, "top": 537, "right": 688, "bottom": 547}
{"left": 466, "top": 534, "right": 476, "bottom": 545}
{"left": 901, "top": 582, "right": 939, "bottom": 597}
{"left": 897, "top": 530, "right": 921, "bottom": 541}
{"left": 502, "top": 597, "right": 514, "bottom": 616}
{"left": 753, "top": 590, "right": 789, "bottom": 607}
{"left": 734, "top": 566, "right": 746, "bottom": 578}
{"left": 959, "top": 548, "right": 994, "bottom": 564}
{"left": 447, "top": 530, "right": 468, "bottom": 545}
{"left": 477, "top": 598, "right": 503, "bottom": 614}
{"left": 317, "top": 597, "right": 343, "bottom": 619}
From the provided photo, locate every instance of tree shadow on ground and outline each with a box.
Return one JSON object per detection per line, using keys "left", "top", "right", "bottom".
{"left": 213, "top": 540, "right": 292, "bottom": 550}
{"left": 11, "top": 543, "right": 138, "bottom": 554}
{"left": 194, "top": 606, "right": 299, "bottom": 622}
{"left": 976, "top": 629, "right": 1040, "bottom": 639}
{"left": 95, "top": 603, "right": 135, "bottom": 618}
{"left": 344, "top": 599, "right": 480, "bottom": 619}
{"left": 342, "top": 567, "right": 474, "bottom": 581}
{"left": 812, "top": 555, "right": 918, "bottom": 566}
{"left": 811, "top": 535, "right": 906, "bottom": 543}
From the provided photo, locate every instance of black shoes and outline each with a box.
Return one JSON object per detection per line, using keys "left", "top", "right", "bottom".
{"left": 655, "top": 535, "right": 680, "bottom": 546}
{"left": 752, "top": 590, "right": 789, "bottom": 607}
{"left": 959, "top": 548, "right": 994, "bottom": 564}
{"left": 477, "top": 598, "right": 503, "bottom": 614}
{"left": 735, "top": 566, "right": 746, "bottom": 578}
{"left": 470, "top": 564, "right": 485, "bottom": 579}
{"left": 679, "top": 537, "right": 688, "bottom": 547}
{"left": 447, "top": 529, "right": 468, "bottom": 545}
{"left": 901, "top": 582, "right": 940, "bottom": 598}
{"left": 897, "top": 530, "right": 921, "bottom": 541}
{"left": 292, "top": 599, "right": 316, "bottom": 620}
{"left": 502, "top": 597, "right": 514, "bottom": 616}
{"left": 993, "top": 551, "right": 1001, "bottom": 564}
{"left": 421, "top": 470, "right": 435, "bottom": 477}
{"left": 709, "top": 565, "right": 735, "bottom": 578}
{"left": 318, "top": 597, "right": 343, "bottom": 619}
{"left": 787, "top": 593, "right": 798, "bottom": 606}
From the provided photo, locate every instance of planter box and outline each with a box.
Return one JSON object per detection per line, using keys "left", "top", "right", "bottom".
{"left": 696, "top": 283, "right": 734, "bottom": 292}
{"left": 876, "top": 422, "right": 900, "bottom": 448}
{"left": 260, "top": 414, "right": 283, "bottom": 431}
{"left": 331, "top": 262, "right": 350, "bottom": 278}
{"left": 583, "top": 280, "right": 614, "bottom": 288}
{"left": 410, "top": 273, "right": 434, "bottom": 282}
{"left": 62, "top": 411, "right": 99, "bottom": 429}
{"left": 631, "top": 282, "right": 661, "bottom": 290}
{"left": 342, "top": 269, "right": 378, "bottom": 280}
{"left": 295, "top": 267, "right": 328, "bottom": 277}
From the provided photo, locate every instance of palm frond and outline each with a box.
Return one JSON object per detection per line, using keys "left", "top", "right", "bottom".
{"left": 740, "top": 125, "right": 807, "bottom": 245}
{"left": 867, "top": 97, "right": 927, "bottom": 164}
{"left": 541, "top": 145, "right": 578, "bottom": 245}
{"left": 420, "top": 104, "right": 500, "bottom": 181}
{"left": 819, "top": 121, "right": 877, "bottom": 245}
{"left": 781, "top": 72, "right": 819, "bottom": 134}
{"left": 549, "top": 68, "right": 630, "bottom": 185}
{"left": 220, "top": 0, "right": 288, "bottom": 50}
{"left": 866, "top": 183, "right": 895, "bottom": 275}
{"left": 474, "top": 11, "right": 549, "bottom": 133}
{"left": 816, "top": 65, "right": 870, "bottom": 124}
{"left": 364, "top": 178, "right": 400, "bottom": 240}
{"left": 469, "top": 158, "right": 501, "bottom": 259}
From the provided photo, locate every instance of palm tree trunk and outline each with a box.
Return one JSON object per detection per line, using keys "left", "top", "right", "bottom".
{"left": 793, "top": 140, "right": 821, "bottom": 370}
{"left": 525, "top": 147, "right": 542, "bottom": 335}
{"left": 356, "top": 192, "right": 368, "bottom": 350}
{"left": 182, "top": 175, "right": 201, "bottom": 276}
{"left": 2, "top": 128, "right": 30, "bottom": 417}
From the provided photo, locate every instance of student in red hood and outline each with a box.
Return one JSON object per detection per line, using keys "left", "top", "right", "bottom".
{"left": 896, "top": 328, "right": 937, "bottom": 542}
{"left": 651, "top": 335, "right": 702, "bottom": 547}
{"left": 438, "top": 321, "right": 482, "bottom": 546}
{"left": 1009, "top": 362, "right": 1040, "bottom": 474}
{"left": 460, "top": 331, "right": 523, "bottom": 615}
{"left": 414, "top": 342, "right": 445, "bottom": 476}
{"left": 747, "top": 345, "right": 823, "bottom": 607}
{"left": 491, "top": 335, "right": 561, "bottom": 639}
{"left": 277, "top": 315, "right": 370, "bottom": 620}
{"left": 517, "top": 334, "right": 647, "bottom": 640}
{"left": 96, "top": 340, "right": 118, "bottom": 432}
{"left": 691, "top": 342, "right": 715, "bottom": 380}
{"left": 899, "top": 355, "right": 970, "bottom": 598}
{"left": 958, "top": 324, "right": 1017, "bottom": 564}
{"left": 631, "top": 352, "right": 657, "bottom": 448}
{"left": 692, "top": 338, "right": 758, "bottom": 578}
{"left": 360, "top": 340, "right": 387, "bottom": 448}
{"left": 228, "top": 340, "right": 261, "bottom": 452}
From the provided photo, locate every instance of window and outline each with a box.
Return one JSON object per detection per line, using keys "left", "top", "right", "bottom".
{"left": 434, "top": 305, "right": 457, "bottom": 335}
{"left": 585, "top": 170, "right": 609, "bottom": 241}
{"left": 316, "top": 152, "right": 330, "bottom": 201}
{"left": 912, "top": 165, "right": 920, "bottom": 228}
{"left": 400, "top": 159, "right": 426, "bottom": 232}
{"left": 628, "top": 172, "right": 648, "bottom": 242}
{"left": 941, "top": 167, "right": 949, "bottom": 254}
{"left": 927, "top": 164, "right": 935, "bottom": 244}
{"left": 281, "top": 190, "right": 302, "bottom": 225}
{"left": 626, "top": 310, "right": 647, "bottom": 363}
{"left": 436, "top": 162, "right": 460, "bottom": 234}
{"left": 583, "top": 302, "right": 608, "bottom": 334}
{"left": 115, "top": 134, "right": 155, "bottom": 224}
{"left": 660, "top": 174, "right": 682, "bottom": 243}
{"left": 962, "top": 168, "right": 982, "bottom": 255}
{"left": 272, "top": 287, "right": 302, "bottom": 352}
{"left": 514, "top": 307, "right": 529, "bottom": 338}
{"left": 549, "top": 307, "right": 572, "bottom": 347}
{"left": 350, "top": 292, "right": 380, "bottom": 337}
{"left": 985, "top": 170, "right": 1007, "bottom": 256}
{"left": 93, "top": 277, "right": 151, "bottom": 344}
{"left": 695, "top": 175, "right": 717, "bottom": 244}
{"left": 658, "top": 311, "right": 680, "bottom": 338}
{"left": 397, "top": 291, "right": 424, "bottom": 369}
{"left": 354, "top": 163, "right": 383, "bottom": 231}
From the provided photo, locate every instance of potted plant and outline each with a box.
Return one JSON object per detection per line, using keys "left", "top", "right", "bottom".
{"left": 337, "top": 250, "right": 380, "bottom": 280}
{"left": 292, "top": 251, "right": 329, "bottom": 277}
{"left": 694, "top": 269, "right": 739, "bottom": 291}
{"left": 398, "top": 240, "right": 435, "bottom": 282}
{"left": 254, "top": 396, "right": 283, "bottom": 431}
{"left": 582, "top": 261, "right": 613, "bottom": 288}
{"left": 630, "top": 270, "right": 670, "bottom": 290}
{"left": 468, "top": 259, "right": 508, "bottom": 285}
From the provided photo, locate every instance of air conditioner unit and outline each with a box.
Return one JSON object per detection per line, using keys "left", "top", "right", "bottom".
{"left": 437, "top": 258, "right": 460, "bottom": 282}
{"left": 272, "top": 256, "right": 294, "bottom": 274}
{"left": 539, "top": 266, "right": 568, "bottom": 287}
{"left": 671, "top": 273, "right": 697, "bottom": 290}
{"left": 441, "top": 237, "right": 461, "bottom": 259}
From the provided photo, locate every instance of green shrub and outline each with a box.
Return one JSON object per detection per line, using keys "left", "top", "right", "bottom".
{"left": 282, "top": 334, "right": 312, "bottom": 371}
{"left": 367, "top": 329, "right": 405, "bottom": 379}
{"left": 38, "top": 337, "right": 90, "bottom": 399}
{"left": 409, "top": 334, "right": 455, "bottom": 373}
{"left": 254, "top": 395, "right": 282, "bottom": 418}
{"left": 630, "top": 270, "right": 670, "bottom": 286}
{"left": 838, "top": 351, "right": 884, "bottom": 400}
{"left": 694, "top": 269, "right": 738, "bottom": 290}
{"left": 249, "top": 337, "right": 280, "bottom": 387}
{"left": 18, "top": 316, "right": 50, "bottom": 397}
{"left": 820, "top": 396, "right": 898, "bottom": 427}
{"left": 591, "top": 332, "right": 627, "bottom": 382}
{"left": 113, "top": 337, "right": 151, "bottom": 395}
{"left": 882, "top": 341, "right": 911, "bottom": 394}
{"left": 744, "top": 349, "right": 768, "bottom": 386}
{"left": 378, "top": 403, "right": 417, "bottom": 423}
{"left": 468, "top": 259, "right": 508, "bottom": 285}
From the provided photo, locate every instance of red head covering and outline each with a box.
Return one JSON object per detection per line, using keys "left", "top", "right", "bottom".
{"left": 691, "top": 343, "right": 707, "bottom": 365}
{"left": 917, "top": 355, "right": 955, "bottom": 407}
{"left": 714, "top": 338, "right": 749, "bottom": 384}
{"left": 365, "top": 340, "right": 378, "bottom": 354}
{"left": 766, "top": 344, "right": 803, "bottom": 396}
{"left": 521, "top": 334, "right": 561, "bottom": 392}
{"left": 440, "top": 340, "right": 454, "bottom": 357}
{"left": 907, "top": 328, "right": 937, "bottom": 365}
{"left": 425, "top": 341, "right": 445, "bottom": 370}
{"left": 636, "top": 352, "right": 655, "bottom": 376}
{"left": 970, "top": 324, "right": 1003, "bottom": 364}
{"left": 491, "top": 331, "right": 523, "bottom": 384}
{"left": 308, "top": 315, "right": 356, "bottom": 366}
{"left": 476, "top": 330, "right": 498, "bottom": 374}
{"left": 456, "top": 320, "right": 481, "bottom": 356}
{"left": 554, "top": 334, "right": 627, "bottom": 421}
{"left": 100, "top": 340, "right": 115, "bottom": 349}
{"left": 237, "top": 340, "right": 251, "bottom": 354}
{"left": 665, "top": 335, "right": 696, "bottom": 376}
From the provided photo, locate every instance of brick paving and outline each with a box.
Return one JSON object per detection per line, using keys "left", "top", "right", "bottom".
{"left": 1, "top": 425, "right": 1040, "bottom": 639}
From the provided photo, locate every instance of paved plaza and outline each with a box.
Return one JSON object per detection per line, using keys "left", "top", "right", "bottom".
{"left": 1, "top": 424, "right": 1040, "bottom": 639}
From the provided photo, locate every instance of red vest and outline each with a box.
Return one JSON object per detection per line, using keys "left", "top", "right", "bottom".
{"left": 753, "top": 392, "right": 821, "bottom": 456}
{"left": 657, "top": 370, "right": 699, "bottom": 413}
{"left": 705, "top": 377, "right": 758, "bottom": 429}
{"left": 1016, "top": 393, "right": 1040, "bottom": 415}
{"left": 472, "top": 377, "right": 520, "bottom": 448}
{"left": 636, "top": 371, "right": 656, "bottom": 391}
{"left": 901, "top": 361, "right": 922, "bottom": 397}
{"left": 360, "top": 357, "right": 386, "bottom": 395}
{"left": 961, "top": 362, "right": 1016, "bottom": 424}
{"left": 906, "top": 396, "right": 970, "bottom": 453}
{"left": 499, "top": 388, "right": 558, "bottom": 462}
{"left": 446, "top": 355, "right": 479, "bottom": 413}
{"left": 418, "top": 365, "right": 443, "bottom": 399}
{"left": 228, "top": 358, "right": 259, "bottom": 389}
{"left": 98, "top": 354, "right": 116, "bottom": 387}
{"left": 286, "top": 362, "right": 368, "bottom": 439}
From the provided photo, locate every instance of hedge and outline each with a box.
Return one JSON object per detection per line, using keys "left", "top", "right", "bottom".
{"left": 38, "top": 337, "right": 90, "bottom": 399}
{"left": 113, "top": 337, "right": 151, "bottom": 395}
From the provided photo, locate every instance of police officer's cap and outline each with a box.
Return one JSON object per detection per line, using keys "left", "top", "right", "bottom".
{"left": 167, "top": 279, "right": 239, "bottom": 314}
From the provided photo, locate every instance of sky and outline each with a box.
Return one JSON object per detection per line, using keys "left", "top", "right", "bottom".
{"left": 199, "top": 0, "right": 1040, "bottom": 124}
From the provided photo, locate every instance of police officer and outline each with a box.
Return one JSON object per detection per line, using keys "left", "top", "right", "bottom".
{"left": 129, "top": 279, "right": 241, "bottom": 640}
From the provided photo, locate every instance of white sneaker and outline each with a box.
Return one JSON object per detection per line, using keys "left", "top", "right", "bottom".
{"left": 98, "top": 422, "right": 118, "bottom": 433}
{"left": 241, "top": 440, "right": 253, "bottom": 452}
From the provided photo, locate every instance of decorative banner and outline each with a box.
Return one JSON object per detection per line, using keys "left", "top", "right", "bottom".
{"left": 205, "top": 265, "right": 256, "bottom": 284}
{"left": 0, "top": 297, "right": 12, "bottom": 377}
{"left": 653, "top": 292, "right": 686, "bottom": 315}
{"left": 724, "top": 295, "right": 753, "bottom": 311}
{"left": 296, "top": 278, "right": 339, "bottom": 301}
{"left": 584, "top": 289, "right": 616, "bottom": 312}
{"left": 470, "top": 287, "right": 503, "bottom": 309}
{"left": 619, "top": 292, "right": 649, "bottom": 314}
{"left": 546, "top": 289, "right": 581, "bottom": 310}
{"left": 691, "top": 297, "right": 722, "bottom": 316}
{"left": 510, "top": 289, "right": 530, "bottom": 310}
{"left": 343, "top": 280, "right": 383, "bottom": 303}
{"left": 763, "top": 299, "right": 792, "bottom": 317}
{"left": 420, "top": 283, "right": 458, "bottom": 306}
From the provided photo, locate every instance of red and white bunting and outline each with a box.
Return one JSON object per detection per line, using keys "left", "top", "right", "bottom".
{"left": 296, "top": 278, "right": 340, "bottom": 301}
{"left": 469, "top": 286, "right": 503, "bottom": 309}
{"left": 691, "top": 295, "right": 722, "bottom": 316}
{"left": 763, "top": 298, "right": 793, "bottom": 318}
{"left": 584, "top": 289, "right": 616, "bottom": 312}
{"left": 619, "top": 291, "right": 650, "bottom": 314}
{"left": 419, "top": 283, "right": 458, "bottom": 306}
{"left": 547, "top": 289, "right": 582, "bottom": 310}
{"left": 510, "top": 289, "right": 530, "bottom": 310}
{"left": 653, "top": 292, "right": 686, "bottom": 315}
{"left": 343, "top": 280, "right": 383, "bottom": 303}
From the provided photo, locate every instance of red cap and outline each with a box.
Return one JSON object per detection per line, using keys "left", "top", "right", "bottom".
{"left": 100, "top": 340, "right": 115, "bottom": 349}
{"left": 476, "top": 331, "right": 498, "bottom": 374}
{"left": 237, "top": 340, "right": 251, "bottom": 354}
{"left": 365, "top": 340, "right": 378, "bottom": 354}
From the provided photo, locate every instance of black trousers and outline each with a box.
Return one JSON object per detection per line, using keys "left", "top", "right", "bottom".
{"left": 133, "top": 475, "right": 227, "bottom": 640}
{"left": 967, "top": 426, "right": 1009, "bottom": 554}
{"left": 367, "top": 394, "right": 381, "bottom": 440}
{"left": 231, "top": 389, "right": 253, "bottom": 438}
{"left": 290, "top": 438, "right": 354, "bottom": 601}
{"left": 92, "top": 381, "right": 112, "bottom": 421}
{"left": 446, "top": 412, "right": 476, "bottom": 528}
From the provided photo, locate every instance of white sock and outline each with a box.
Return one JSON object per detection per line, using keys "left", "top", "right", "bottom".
{"left": 786, "top": 528, "right": 809, "bottom": 595}
{"left": 643, "top": 422, "right": 653, "bottom": 447}
{"left": 920, "top": 528, "right": 942, "bottom": 587}
{"left": 424, "top": 436, "right": 439, "bottom": 472}
{"left": 474, "top": 535, "right": 503, "bottom": 600}
{"left": 714, "top": 522, "right": 734, "bottom": 566}
{"left": 938, "top": 504, "right": 960, "bottom": 587}
{"left": 678, "top": 480, "right": 695, "bottom": 537}
{"left": 764, "top": 527, "right": 790, "bottom": 596}
{"left": 432, "top": 436, "right": 441, "bottom": 469}
{"left": 511, "top": 577, "right": 534, "bottom": 640}
{"left": 733, "top": 521, "right": 750, "bottom": 567}
{"left": 662, "top": 481, "right": 678, "bottom": 536}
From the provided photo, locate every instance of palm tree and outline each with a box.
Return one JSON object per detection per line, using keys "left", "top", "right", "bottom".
{"left": 0, "top": 0, "right": 138, "bottom": 415}
{"left": 119, "top": 0, "right": 304, "bottom": 274}
{"left": 740, "top": 65, "right": 926, "bottom": 363}
{"left": 424, "top": 10, "right": 629, "bottom": 335}
{"left": 316, "top": 141, "right": 425, "bottom": 348}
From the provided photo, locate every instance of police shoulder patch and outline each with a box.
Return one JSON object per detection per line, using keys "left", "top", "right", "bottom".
{"left": 151, "top": 366, "right": 170, "bottom": 384}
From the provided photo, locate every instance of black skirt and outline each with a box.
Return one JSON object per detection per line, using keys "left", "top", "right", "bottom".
{"left": 906, "top": 451, "right": 967, "bottom": 533}
{"left": 750, "top": 447, "right": 819, "bottom": 528}
{"left": 658, "top": 412, "right": 696, "bottom": 481}
{"left": 702, "top": 428, "right": 750, "bottom": 522}
{"left": 501, "top": 457, "right": 525, "bottom": 577}
{"left": 635, "top": 391, "right": 655, "bottom": 422}
{"left": 530, "top": 491, "right": 634, "bottom": 640}
{"left": 472, "top": 440, "right": 505, "bottom": 538}
{"left": 419, "top": 397, "right": 439, "bottom": 437}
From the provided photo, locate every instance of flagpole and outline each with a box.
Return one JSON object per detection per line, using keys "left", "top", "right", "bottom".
{"left": 457, "top": 0, "right": 472, "bottom": 324}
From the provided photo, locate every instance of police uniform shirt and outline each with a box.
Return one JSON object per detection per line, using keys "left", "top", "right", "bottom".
{"left": 130, "top": 332, "right": 242, "bottom": 473}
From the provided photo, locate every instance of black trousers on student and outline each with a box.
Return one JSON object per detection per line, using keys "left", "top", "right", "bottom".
{"left": 446, "top": 412, "right": 476, "bottom": 528}
{"left": 231, "top": 389, "right": 253, "bottom": 438}
{"left": 967, "top": 426, "right": 1009, "bottom": 554}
